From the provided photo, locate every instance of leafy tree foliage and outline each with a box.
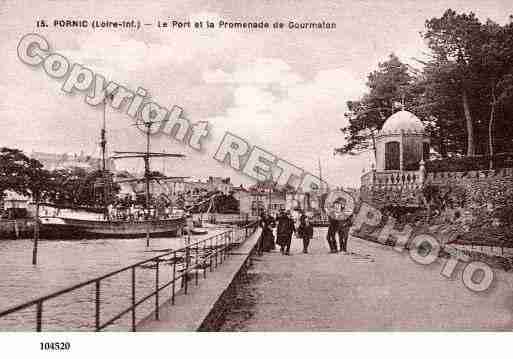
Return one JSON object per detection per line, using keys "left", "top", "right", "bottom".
{"left": 336, "top": 54, "right": 415, "bottom": 157}
{"left": 215, "top": 193, "right": 240, "bottom": 214}
{"left": 0, "top": 148, "right": 56, "bottom": 203}
{"left": 337, "top": 9, "right": 513, "bottom": 161}
{"left": 0, "top": 152, "right": 119, "bottom": 209}
{"left": 0, "top": 148, "right": 35, "bottom": 198}
{"left": 47, "top": 167, "right": 120, "bottom": 208}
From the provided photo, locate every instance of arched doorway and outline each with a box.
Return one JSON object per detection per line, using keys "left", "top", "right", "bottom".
{"left": 385, "top": 141, "right": 400, "bottom": 170}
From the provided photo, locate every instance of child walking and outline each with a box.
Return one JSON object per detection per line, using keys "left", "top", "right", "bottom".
{"left": 298, "top": 214, "right": 314, "bottom": 254}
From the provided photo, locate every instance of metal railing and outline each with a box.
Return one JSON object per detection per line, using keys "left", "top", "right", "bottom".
{"left": 0, "top": 222, "right": 258, "bottom": 331}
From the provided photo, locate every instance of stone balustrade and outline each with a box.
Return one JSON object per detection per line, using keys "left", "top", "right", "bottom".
{"left": 362, "top": 166, "right": 513, "bottom": 191}
{"left": 361, "top": 170, "right": 423, "bottom": 191}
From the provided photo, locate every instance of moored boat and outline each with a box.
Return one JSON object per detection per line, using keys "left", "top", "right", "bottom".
{"left": 39, "top": 215, "right": 185, "bottom": 239}
{"left": 37, "top": 96, "right": 188, "bottom": 241}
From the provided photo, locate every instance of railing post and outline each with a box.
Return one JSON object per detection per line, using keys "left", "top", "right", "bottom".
{"left": 203, "top": 241, "right": 207, "bottom": 279}
{"left": 95, "top": 280, "right": 101, "bottom": 331}
{"left": 223, "top": 233, "right": 227, "bottom": 261}
{"left": 215, "top": 235, "right": 218, "bottom": 268}
{"left": 220, "top": 235, "right": 224, "bottom": 264}
{"left": 225, "top": 232, "right": 228, "bottom": 257}
{"left": 131, "top": 266, "right": 136, "bottom": 332}
{"left": 184, "top": 247, "right": 189, "bottom": 295}
{"left": 210, "top": 237, "right": 213, "bottom": 272}
{"left": 36, "top": 301, "right": 43, "bottom": 332}
{"left": 155, "top": 260, "right": 160, "bottom": 320}
{"left": 195, "top": 244, "right": 199, "bottom": 286}
{"left": 0, "top": 230, "right": 264, "bottom": 332}
{"left": 226, "top": 232, "right": 230, "bottom": 258}
{"left": 172, "top": 252, "right": 176, "bottom": 305}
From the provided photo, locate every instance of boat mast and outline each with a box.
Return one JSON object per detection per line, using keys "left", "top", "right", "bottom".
{"left": 111, "top": 121, "right": 186, "bottom": 247}
{"left": 318, "top": 157, "right": 326, "bottom": 220}
{"left": 144, "top": 121, "right": 152, "bottom": 220}
{"left": 101, "top": 102, "right": 107, "bottom": 172}
{"left": 101, "top": 100, "right": 109, "bottom": 219}
{"left": 318, "top": 157, "right": 322, "bottom": 192}
{"left": 140, "top": 120, "right": 155, "bottom": 247}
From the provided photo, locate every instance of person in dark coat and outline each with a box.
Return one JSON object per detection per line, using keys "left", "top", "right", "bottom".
{"left": 257, "top": 212, "right": 276, "bottom": 254}
{"left": 276, "top": 210, "right": 295, "bottom": 255}
{"left": 298, "top": 214, "right": 314, "bottom": 253}
{"left": 337, "top": 214, "right": 352, "bottom": 253}
{"left": 326, "top": 214, "right": 338, "bottom": 253}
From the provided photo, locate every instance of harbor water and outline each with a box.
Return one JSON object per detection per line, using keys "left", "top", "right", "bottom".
{"left": 0, "top": 227, "right": 227, "bottom": 331}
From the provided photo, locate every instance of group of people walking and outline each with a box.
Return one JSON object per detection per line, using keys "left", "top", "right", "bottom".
{"left": 257, "top": 209, "right": 352, "bottom": 255}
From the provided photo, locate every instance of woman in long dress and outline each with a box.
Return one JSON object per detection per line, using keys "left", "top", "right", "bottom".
{"left": 263, "top": 213, "right": 276, "bottom": 251}
{"left": 258, "top": 212, "right": 276, "bottom": 253}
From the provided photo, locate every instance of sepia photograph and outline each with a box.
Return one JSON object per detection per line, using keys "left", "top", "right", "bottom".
{"left": 1, "top": 0, "right": 513, "bottom": 356}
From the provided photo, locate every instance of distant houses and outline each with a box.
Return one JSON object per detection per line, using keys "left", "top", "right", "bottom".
{"left": 3, "top": 149, "right": 335, "bottom": 219}
{"left": 233, "top": 180, "right": 331, "bottom": 218}
{"left": 1, "top": 191, "right": 30, "bottom": 218}
{"left": 30, "top": 151, "right": 116, "bottom": 172}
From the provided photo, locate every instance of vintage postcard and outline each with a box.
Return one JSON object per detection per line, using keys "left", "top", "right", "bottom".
{"left": 1, "top": 0, "right": 513, "bottom": 356}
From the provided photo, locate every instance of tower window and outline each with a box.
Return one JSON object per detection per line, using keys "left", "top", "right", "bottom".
{"left": 422, "top": 142, "right": 430, "bottom": 161}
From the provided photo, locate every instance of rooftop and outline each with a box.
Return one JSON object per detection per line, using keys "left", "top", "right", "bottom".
{"left": 379, "top": 110, "right": 425, "bottom": 135}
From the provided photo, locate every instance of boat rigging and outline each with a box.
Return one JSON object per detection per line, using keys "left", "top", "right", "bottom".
{"left": 111, "top": 118, "right": 186, "bottom": 246}
{"left": 38, "top": 101, "right": 187, "bottom": 241}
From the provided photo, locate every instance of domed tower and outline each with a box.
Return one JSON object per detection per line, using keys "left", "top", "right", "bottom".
{"left": 375, "top": 110, "right": 430, "bottom": 171}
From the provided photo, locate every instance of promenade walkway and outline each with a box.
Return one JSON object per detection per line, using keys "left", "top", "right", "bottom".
{"left": 138, "top": 227, "right": 261, "bottom": 331}
{"left": 220, "top": 228, "right": 513, "bottom": 331}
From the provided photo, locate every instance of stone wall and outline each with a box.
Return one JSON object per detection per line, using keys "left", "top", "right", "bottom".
{"left": 0, "top": 219, "right": 34, "bottom": 239}
{"left": 361, "top": 167, "right": 513, "bottom": 210}
{"left": 360, "top": 186, "right": 424, "bottom": 209}
{"left": 421, "top": 168, "right": 513, "bottom": 246}
{"left": 425, "top": 167, "right": 513, "bottom": 210}
{"left": 360, "top": 167, "right": 513, "bottom": 246}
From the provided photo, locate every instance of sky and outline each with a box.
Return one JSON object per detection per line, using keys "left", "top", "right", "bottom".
{"left": 1, "top": 0, "right": 512, "bottom": 188}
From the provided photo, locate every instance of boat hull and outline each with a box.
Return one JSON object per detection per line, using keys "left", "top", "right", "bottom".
{"left": 39, "top": 216, "right": 186, "bottom": 239}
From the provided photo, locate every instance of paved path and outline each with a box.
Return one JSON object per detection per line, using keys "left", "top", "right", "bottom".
{"left": 221, "top": 228, "right": 513, "bottom": 331}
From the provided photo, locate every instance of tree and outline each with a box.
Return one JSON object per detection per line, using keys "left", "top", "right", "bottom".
{"left": 0, "top": 148, "right": 55, "bottom": 264}
{"left": 479, "top": 20, "right": 513, "bottom": 167}
{"left": 336, "top": 54, "right": 416, "bottom": 158}
{"left": 337, "top": 10, "right": 513, "bottom": 160}
{"left": 423, "top": 10, "right": 484, "bottom": 155}
{"left": 215, "top": 194, "right": 240, "bottom": 214}
{"left": 0, "top": 148, "right": 32, "bottom": 200}
{"left": 47, "top": 167, "right": 119, "bottom": 208}
{"left": 423, "top": 9, "right": 498, "bottom": 156}
{"left": 412, "top": 60, "right": 469, "bottom": 157}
